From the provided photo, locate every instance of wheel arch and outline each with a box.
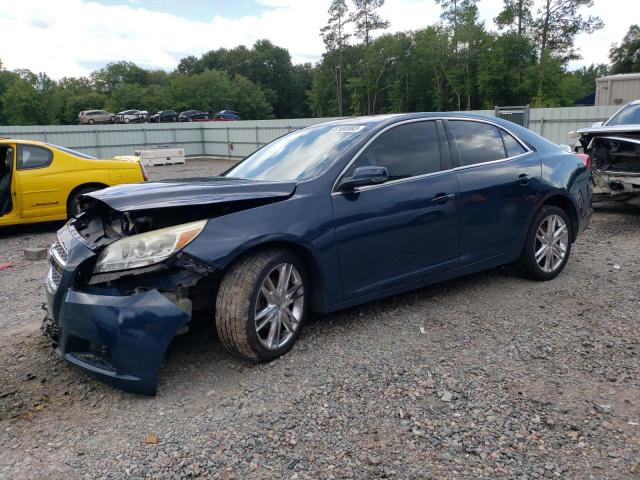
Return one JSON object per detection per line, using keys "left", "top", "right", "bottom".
{"left": 538, "top": 192, "right": 579, "bottom": 242}
{"left": 66, "top": 182, "right": 109, "bottom": 216}
{"left": 221, "top": 239, "right": 327, "bottom": 313}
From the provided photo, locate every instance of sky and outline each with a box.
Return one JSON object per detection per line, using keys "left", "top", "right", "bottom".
{"left": 0, "top": 0, "right": 636, "bottom": 79}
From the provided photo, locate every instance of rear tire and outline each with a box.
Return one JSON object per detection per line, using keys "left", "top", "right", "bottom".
{"left": 67, "top": 185, "right": 103, "bottom": 218}
{"left": 517, "top": 205, "right": 572, "bottom": 281}
{"left": 215, "top": 249, "right": 309, "bottom": 362}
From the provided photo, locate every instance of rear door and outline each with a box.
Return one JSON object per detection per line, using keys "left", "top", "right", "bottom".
{"left": 332, "top": 120, "right": 460, "bottom": 299}
{"left": 445, "top": 119, "right": 540, "bottom": 266}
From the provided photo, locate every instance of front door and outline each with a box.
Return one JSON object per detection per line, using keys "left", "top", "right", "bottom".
{"left": 13, "top": 143, "right": 65, "bottom": 220}
{"left": 0, "top": 145, "right": 15, "bottom": 217}
{"left": 332, "top": 120, "right": 459, "bottom": 300}
{"left": 444, "top": 119, "right": 541, "bottom": 266}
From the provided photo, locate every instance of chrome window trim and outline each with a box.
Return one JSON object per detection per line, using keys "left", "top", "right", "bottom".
{"left": 331, "top": 116, "right": 534, "bottom": 195}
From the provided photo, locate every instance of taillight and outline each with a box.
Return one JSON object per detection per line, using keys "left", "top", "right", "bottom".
{"left": 138, "top": 162, "right": 149, "bottom": 181}
{"left": 576, "top": 153, "right": 592, "bottom": 171}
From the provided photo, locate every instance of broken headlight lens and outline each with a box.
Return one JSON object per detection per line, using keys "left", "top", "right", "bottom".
{"left": 93, "top": 220, "right": 207, "bottom": 273}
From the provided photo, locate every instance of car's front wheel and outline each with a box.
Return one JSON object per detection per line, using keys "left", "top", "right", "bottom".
{"left": 216, "top": 249, "right": 308, "bottom": 362}
{"left": 518, "top": 205, "right": 572, "bottom": 281}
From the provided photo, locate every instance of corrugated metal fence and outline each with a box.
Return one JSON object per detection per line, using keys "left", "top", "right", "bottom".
{"left": 0, "top": 106, "right": 621, "bottom": 159}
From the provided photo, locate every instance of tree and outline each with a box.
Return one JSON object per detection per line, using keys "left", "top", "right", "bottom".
{"left": 532, "top": 0, "right": 603, "bottom": 101}
{"left": 609, "top": 25, "right": 640, "bottom": 74}
{"left": 435, "top": 0, "right": 486, "bottom": 110}
{"left": 91, "top": 61, "right": 149, "bottom": 92}
{"left": 0, "top": 74, "right": 44, "bottom": 125}
{"left": 350, "top": 0, "right": 389, "bottom": 46}
{"left": 495, "top": 0, "right": 533, "bottom": 37}
{"left": 349, "top": 0, "right": 389, "bottom": 114}
{"left": 320, "top": 0, "right": 351, "bottom": 115}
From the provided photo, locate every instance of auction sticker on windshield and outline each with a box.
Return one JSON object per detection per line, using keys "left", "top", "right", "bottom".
{"left": 330, "top": 126, "right": 365, "bottom": 133}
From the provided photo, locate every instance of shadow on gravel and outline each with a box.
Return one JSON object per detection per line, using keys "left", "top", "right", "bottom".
{"left": 593, "top": 201, "right": 640, "bottom": 216}
{"left": 158, "top": 266, "right": 515, "bottom": 394}
{"left": 0, "top": 221, "right": 64, "bottom": 239}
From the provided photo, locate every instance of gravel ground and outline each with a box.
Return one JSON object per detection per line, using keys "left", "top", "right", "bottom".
{"left": 0, "top": 158, "right": 638, "bottom": 479}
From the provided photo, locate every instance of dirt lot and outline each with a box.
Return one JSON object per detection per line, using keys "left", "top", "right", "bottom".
{"left": 0, "top": 158, "right": 638, "bottom": 479}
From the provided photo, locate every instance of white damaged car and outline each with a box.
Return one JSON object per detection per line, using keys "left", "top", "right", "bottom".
{"left": 571, "top": 100, "right": 640, "bottom": 203}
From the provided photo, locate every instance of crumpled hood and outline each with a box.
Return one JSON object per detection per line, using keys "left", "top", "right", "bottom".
{"left": 83, "top": 177, "right": 297, "bottom": 212}
{"left": 575, "top": 124, "right": 640, "bottom": 135}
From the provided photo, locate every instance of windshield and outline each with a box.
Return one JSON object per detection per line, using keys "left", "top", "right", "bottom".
{"left": 48, "top": 144, "right": 96, "bottom": 159}
{"left": 606, "top": 103, "right": 640, "bottom": 126}
{"left": 224, "top": 124, "right": 368, "bottom": 181}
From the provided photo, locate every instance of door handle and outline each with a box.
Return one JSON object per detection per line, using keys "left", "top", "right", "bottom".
{"left": 431, "top": 193, "right": 455, "bottom": 205}
{"left": 518, "top": 174, "right": 530, "bottom": 185}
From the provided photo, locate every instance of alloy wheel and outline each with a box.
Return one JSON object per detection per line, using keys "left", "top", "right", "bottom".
{"left": 534, "top": 214, "right": 569, "bottom": 273}
{"left": 254, "top": 263, "right": 305, "bottom": 350}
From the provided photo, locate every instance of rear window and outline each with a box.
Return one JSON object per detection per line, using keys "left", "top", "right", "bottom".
{"left": 501, "top": 130, "right": 527, "bottom": 157}
{"left": 17, "top": 145, "right": 53, "bottom": 170}
{"left": 449, "top": 120, "right": 506, "bottom": 166}
{"left": 48, "top": 144, "right": 96, "bottom": 160}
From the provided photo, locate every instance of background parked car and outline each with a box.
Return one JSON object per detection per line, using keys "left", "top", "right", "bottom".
{"left": 214, "top": 110, "right": 241, "bottom": 121}
{"left": 149, "top": 110, "right": 178, "bottom": 123}
{"left": 78, "top": 110, "right": 115, "bottom": 125}
{"left": 0, "top": 138, "right": 147, "bottom": 226}
{"left": 571, "top": 99, "right": 640, "bottom": 202}
{"left": 116, "top": 109, "right": 148, "bottom": 124}
{"left": 179, "top": 110, "right": 210, "bottom": 122}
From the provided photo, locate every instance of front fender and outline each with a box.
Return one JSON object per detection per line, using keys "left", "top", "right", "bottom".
{"left": 182, "top": 194, "right": 343, "bottom": 310}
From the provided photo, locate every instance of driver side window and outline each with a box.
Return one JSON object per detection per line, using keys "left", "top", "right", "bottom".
{"left": 346, "top": 121, "right": 442, "bottom": 181}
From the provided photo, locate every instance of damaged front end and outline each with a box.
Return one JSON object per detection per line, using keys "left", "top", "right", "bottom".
{"left": 573, "top": 101, "right": 640, "bottom": 202}
{"left": 43, "top": 178, "right": 296, "bottom": 394}
{"left": 582, "top": 133, "right": 640, "bottom": 200}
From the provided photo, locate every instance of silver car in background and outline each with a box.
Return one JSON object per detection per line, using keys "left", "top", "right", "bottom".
{"left": 115, "top": 109, "right": 148, "bottom": 124}
{"left": 78, "top": 110, "right": 115, "bottom": 125}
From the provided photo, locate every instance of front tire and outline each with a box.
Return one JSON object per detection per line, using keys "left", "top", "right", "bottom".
{"left": 216, "top": 250, "right": 308, "bottom": 362}
{"left": 518, "top": 205, "right": 572, "bottom": 281}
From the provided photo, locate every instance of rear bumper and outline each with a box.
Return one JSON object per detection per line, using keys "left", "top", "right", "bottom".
{"left": 45, "top": 286, "right": 189, "bottom": 395}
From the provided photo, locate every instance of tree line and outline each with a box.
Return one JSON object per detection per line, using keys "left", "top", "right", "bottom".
{"left": 0, "top": 0, "right": 638, "bottom": 126}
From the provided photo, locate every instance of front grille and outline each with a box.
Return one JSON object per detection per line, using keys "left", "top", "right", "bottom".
{"left": 46, "top": 266, "right": 62, "bottom": 292}
{"left": 51, "top": 241, "right": 68, "bottom": 265}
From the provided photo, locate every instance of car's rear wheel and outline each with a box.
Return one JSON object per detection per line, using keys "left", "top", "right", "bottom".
{"left": 216, "top": 249, "right": 308, "bottom": 362}
{"left": 518, "top": 205, "right": 572, "bottom": 281}
{"left": 67, "top": 185, "right": 103, "bottom": 218}
{"left": 88, "top": 119, "right": 95, "bottom": 125}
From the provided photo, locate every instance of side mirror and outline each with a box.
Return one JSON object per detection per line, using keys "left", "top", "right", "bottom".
{"left": 591, "top": 121, "right": 603, "bottom": 128}
{"left": 339, "top": 166, "right": 389, "bottom": 191}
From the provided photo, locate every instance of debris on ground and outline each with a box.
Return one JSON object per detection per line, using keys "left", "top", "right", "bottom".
{"left": 24, "top": 248, "right": 48, "bottom": 261}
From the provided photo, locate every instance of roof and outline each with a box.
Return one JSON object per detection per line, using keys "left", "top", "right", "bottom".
{"left": 596, "top": 73, "right": 640, "bottom": 82}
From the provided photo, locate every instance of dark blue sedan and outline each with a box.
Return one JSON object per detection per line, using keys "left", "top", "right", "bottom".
{"left": 44, "top": 113, "right": 592, "bottom": 394}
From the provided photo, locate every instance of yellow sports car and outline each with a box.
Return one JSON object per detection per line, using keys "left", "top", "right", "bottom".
{"left": 0, "top": 138, "right": 147, "bottom": 226}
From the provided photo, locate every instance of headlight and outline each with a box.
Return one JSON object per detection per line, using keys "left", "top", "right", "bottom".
{"left": 94, "top": 220, "right": 206, "bottom": 273}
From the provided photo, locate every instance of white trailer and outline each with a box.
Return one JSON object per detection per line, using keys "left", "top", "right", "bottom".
{"left": 132, "top": 146, "right": 185, "bottom": 166}
{"left": 595, "top": 73, "right": 640, "bottom": 107}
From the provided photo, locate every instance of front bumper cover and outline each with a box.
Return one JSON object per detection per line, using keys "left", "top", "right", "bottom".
{"left": 46, "top": 287, "right": 190, "bottom": 395}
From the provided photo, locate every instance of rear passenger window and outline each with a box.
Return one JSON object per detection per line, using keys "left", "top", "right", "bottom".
{"left": 346, "top": 121, "right": 442, "bottom": 181}
{"left": 17, "top": 145, "right": 53, "bottom": 170}
{"left": 501, "top": 130, "right": 527, "bottom": 157}
{"left": 449, "top": 120, "right": 506, "bottom": 167}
